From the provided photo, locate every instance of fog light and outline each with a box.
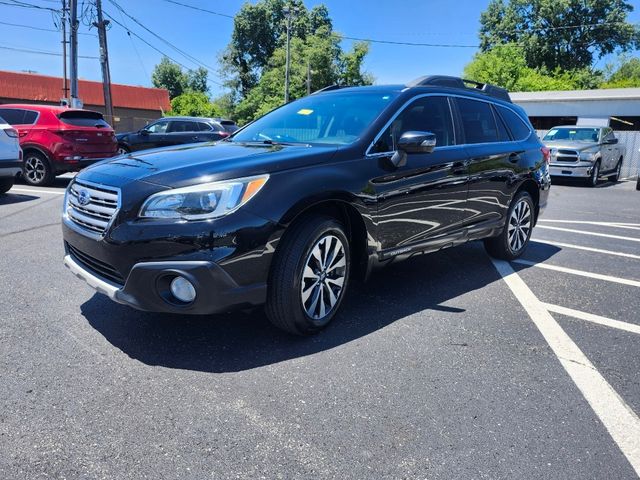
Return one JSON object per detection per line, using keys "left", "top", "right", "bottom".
{"left": 170, "top": 276, "right": 196, "bottom": 303}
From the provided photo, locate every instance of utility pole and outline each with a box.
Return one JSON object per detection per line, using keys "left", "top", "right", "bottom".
{"left": 306, "top": 59, "right": 311, "bottom": 96}
{"left": 94, "top": 0, "right": 114, "bottom": 126}
{"left": 61, "top": 0, "right": 69, "bottom": 104}
{"left": 69, "top": 0, "right": 81, "bottom": 108}
{"left": 283, "top": 6, "right": 297, "bottom": 103}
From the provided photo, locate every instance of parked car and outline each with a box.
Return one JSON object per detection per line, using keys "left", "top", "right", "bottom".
{"left": 0, "top": 113, "right": 22, "bottom": 194}
{"left": 0, "top": 105, "right": 118, "bottom": 186}
{"left": 542, "top": 126, "right": 625, "bottom": 187}
{"left": 62, "top": 75, "right": 550, "bottom": 335}
{"left": 116, "top": 117, "right": 238, "bottom": 154}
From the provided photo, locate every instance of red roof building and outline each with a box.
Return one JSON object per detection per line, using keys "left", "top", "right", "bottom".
{"left": 0, "top": 70, "right": 170, "bottom": 132}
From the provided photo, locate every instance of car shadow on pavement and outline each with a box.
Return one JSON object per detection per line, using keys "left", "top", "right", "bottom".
{"left": 551, "top": 177, "right": 620, "bottom": 189}
{"left": 82, "top": 241, "right": 560, "bottom": 373}
{"left": 0, "top": 193, "right": 39, "bottom": 205}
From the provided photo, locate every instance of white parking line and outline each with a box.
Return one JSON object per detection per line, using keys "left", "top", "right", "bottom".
{"left": 531, "top": 239, "right": 640, "bottom": 260}
{"left": 539, "top": 220, "right": 640, "bottom": 231}
{"left": 513, "top": 259, "right": 640, "bottom": 288}
{"left": 536, "top": 225, "right": 640, "bottom": 243}
{"left": 9, "top": 188, "right": 65, "bottom": 196}
{"left": 492, "top": 259, "right": 640, "bottom": 476}
{"left": 543, "top": 303, "right": 640, "bottom": 335}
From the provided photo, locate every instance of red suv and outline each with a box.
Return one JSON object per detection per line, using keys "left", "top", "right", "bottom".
{"left": 0, "top": 105, "right": 118, "bottom": 186}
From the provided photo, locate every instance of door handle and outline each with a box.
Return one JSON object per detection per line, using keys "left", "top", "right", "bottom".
{"left": 509, "top": 153, "right": 521, "bottom": 163}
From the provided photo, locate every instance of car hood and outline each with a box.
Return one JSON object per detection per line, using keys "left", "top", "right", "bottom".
{"left": 544, "top": 140, "right": 600, "bottom": 152}
{"left": 79, "top": 141, "right": 339, "bottom": 188}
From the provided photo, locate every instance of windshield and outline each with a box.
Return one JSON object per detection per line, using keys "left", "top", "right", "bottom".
{"left": 543, "top": 127, "right": 600, "bottom": 143}
{"left": 232, "top": 91, "right": 398, "bottom": 145}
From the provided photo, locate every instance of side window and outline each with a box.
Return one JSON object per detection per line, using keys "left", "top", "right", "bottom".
{"left": 168, "top": 120, "right": 197, "bottom": 133}
{"left": 372, "top": 96, "right": 454, "bottom": 153}
{"left": 146, "top": 121, "right": 168, "bottom": 134}
{"left": 498, "top": 106, "right": 532, "bottom": 141}
{"left": 23, "top": 110, "right": 38, "bottom": 125}
{"left": 457, "top": 98, "right": 499, "bottom": 144}
{"left": 493, "top": 107, "right": 511, "bottom": 141}
{"left": 198, "top": 122, "right": 213, "bottom": 132}
{"left": 603, "top": 129, "right": 614, "bottom": 142}
{"left": 0, "top": 108, "right": 26, "bottom": 125}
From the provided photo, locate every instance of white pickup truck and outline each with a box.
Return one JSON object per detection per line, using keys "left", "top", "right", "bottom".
{"left": 543, "top": 126, "right": 626, "bottom": 187}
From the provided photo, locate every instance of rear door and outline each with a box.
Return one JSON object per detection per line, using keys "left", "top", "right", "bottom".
{"left": 194, "top": 121, "right": 225, "bottom": 142}
{"left": 58, "top": 110, "right": 116, "bottom": 157}
{"left": 166, "top": 120, "right": 200, "bottom": 146}
{"left": 454, "top": 98, "right": 523, "bottom": 230}
{"left": 370, "top": 95, "right": 471, "bottom": 250}
{"left": 601, "top": 128, "right": 616, "bottom": 170}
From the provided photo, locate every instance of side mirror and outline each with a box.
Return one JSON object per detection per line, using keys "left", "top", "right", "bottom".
{"left": 605, "top": 137, "right": 618, "bottom": 145}
{"left": 139, "top": 129, "right": 149, "bottom": 136}
{"left": 389, "top": 131, "right": 437, "bottom": 167}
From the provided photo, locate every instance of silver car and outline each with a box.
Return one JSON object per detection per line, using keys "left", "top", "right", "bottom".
{"left": 543, "top": 126, "right": 626, "bottom": 187}
{"left": 0, "top": 113, "right": 22, "bottom": 194}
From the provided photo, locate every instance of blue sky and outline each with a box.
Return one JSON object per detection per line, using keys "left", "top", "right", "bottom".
{"left": 1, "top": 0, "right": 639, "bottom": 98}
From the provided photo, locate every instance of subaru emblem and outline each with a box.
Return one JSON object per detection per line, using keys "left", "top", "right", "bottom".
{"left": 77, "top": 188, "right": 91, "bottom": 206}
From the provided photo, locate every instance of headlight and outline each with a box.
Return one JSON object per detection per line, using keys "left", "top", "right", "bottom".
{"left": 139, "top": 174, "right": 268, "bottom": 220}
{"left": 580, "top": 151, "right": 596, "bottom": 161}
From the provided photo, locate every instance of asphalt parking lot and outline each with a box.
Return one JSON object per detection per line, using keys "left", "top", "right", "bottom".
{"left": 1, "top": 176, "right": 639, "bottom": 479}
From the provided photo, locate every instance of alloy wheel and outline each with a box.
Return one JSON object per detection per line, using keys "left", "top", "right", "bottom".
{"left": 117, "top": 147, "right": 128, "bottom": 156}
{"left": 300, "top": 234, "right": 347, "bottom": 320}
{"left": 24, "top": 156, "right": 46, "bottom": 184}
{"left": 507, "top": 199, "right": 532, "bottom": 253}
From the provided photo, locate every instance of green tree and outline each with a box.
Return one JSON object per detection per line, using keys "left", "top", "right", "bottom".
{"left": 464, "top": 43, "right": 602, "bottom": 91}
{"left": 603, "top": 56, "right": 640, "bottom": 87}
{"left": 479, "top": 0, "right": 639, "bottom": 71}
{"left": 168, "top": 91, "right": 220, "bottom": 117}
{"left": 151, "top": 58, "right": 210, "bottom": 99}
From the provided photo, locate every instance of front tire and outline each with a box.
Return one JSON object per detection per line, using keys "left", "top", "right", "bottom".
{"left": 22, "top": 151, "right": 54, "bottom": 186}
{"left": 266, "top": 215, "right": 351, "bottom": 335}
{"left": 484, "top": 191, "right": 535, "bottom": 261}
{"left": 587, "top": 161, "right": 600, "bottom": 187}
{"left": 0, "top": 177, "right": 14, "bottom": 194}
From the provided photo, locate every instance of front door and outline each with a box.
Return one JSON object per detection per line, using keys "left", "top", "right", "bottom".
{"left": 369, "top": 96, "right": 471, "bottom": 251}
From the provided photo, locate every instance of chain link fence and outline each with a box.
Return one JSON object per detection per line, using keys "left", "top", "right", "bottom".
{"left": 536, "top": 130, "right": 640, "bottom": 179}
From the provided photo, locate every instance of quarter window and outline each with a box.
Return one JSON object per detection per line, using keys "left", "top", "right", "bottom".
{"left": 497, "top": 106, "right": 532, "bottom": 141}
{"left": 198, "top": 122, "right": 213, "bottom": 132}
{"left": 457, "top": 98, "right": 499, "bottom": 144}
{"left": 371, "top": 96, "right": 454, "bottom": 153}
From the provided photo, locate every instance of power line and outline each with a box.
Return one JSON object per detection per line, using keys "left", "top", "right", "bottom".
{"left": 0, "top": 19, "right": 96, "bottom": 36}
{"left": 339, "top": 35, "right": 478, "bottom": 48}
{"left": 0, "top": 0, "right": 60, "bottom": 12}
{"left": 0, "top": 43, "right": 98, "bottom": 59}
{"left": 159, "top": 0, "right": 233, "bottom": 19}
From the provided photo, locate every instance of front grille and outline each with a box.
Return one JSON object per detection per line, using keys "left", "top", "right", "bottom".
{"left": 67, "top": 243, "right": 125, "bottom": 285}
{"left": 554, "top": 149, "right": 579, "bottom": 162}
{"left": 66, "top": 180, "right": 119, "bottom": 235}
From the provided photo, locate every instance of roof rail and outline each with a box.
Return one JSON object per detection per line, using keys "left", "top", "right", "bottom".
{"left": 407, "top": 75, "right": 512, "bottom": 103}
{"left": 311, "top": 84, "right": 348, "bottom": 95}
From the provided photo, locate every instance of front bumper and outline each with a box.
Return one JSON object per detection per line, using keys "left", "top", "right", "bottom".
{"left": 64, "top": 252, "right": 267, "bottom": 314}
{"left": 549, "top": 162, "right": 593, "bottom": 178}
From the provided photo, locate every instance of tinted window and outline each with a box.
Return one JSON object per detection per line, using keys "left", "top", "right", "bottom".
{"left": 198, "top": 122, "right": 213, "bottom": 132}
{"left": 457, "top": 98, "right": 499, "bottom": 144}
{"left": 146, "top": 121, "right": 168, "bottom": 134}
{"left": 372, "top": 96, "right": 454, "bottom": 153}
{"left": 168, "top": 120, "right": 197, "bottom": 133}
{"left": 0, "top": 108, "right": 26, "bottom": 125}
{"left": 59, "top": 110, "right": 109, "bottom": 128}
{"left": 233, "top": 92, "right": 398, "bottom": 145}
{"left": 0, "top": 114, "right": 6, "bottom": 125}
{"left": 498, "top": 106, "right": 531, "bottom": 140}
{"left": 494, "top": 107, "right": 511, "bottom": 141}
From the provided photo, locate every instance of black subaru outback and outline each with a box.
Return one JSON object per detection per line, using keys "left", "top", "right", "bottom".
{"left": 62, "top": 76, "right": 551, "bottom": 335}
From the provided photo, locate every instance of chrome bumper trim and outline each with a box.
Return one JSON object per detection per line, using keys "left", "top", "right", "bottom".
{"left": 63, "top": 254, "right": 123, "bottom": 301}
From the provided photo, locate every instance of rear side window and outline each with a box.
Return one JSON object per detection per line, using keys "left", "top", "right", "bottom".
{"left": 59, "top": 110, "right": 109, "bottom": 128}
{"left": 456, "top": 98, "right": 499, "bottom": 144}
{"left": 197, "top": 122, "right": 213, "bottom": 132}
{"left": 168, "top": 120, "right": 197, "bottom": 133}
{"left": 372, "top": 96, "right": 455, "bottom": 153}
{"left": 497, "top": 106, "right": 532, "bottom": 141}
{"left": 0, "top": 108, "right": 37, "bottom": 125}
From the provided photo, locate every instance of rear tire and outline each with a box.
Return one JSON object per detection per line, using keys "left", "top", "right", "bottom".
{"left": 608, "top": 159, "right": 622, "bottom": 183}
{"left": 22, "top": 151, "right": 54, "bottom": 186}
{"left": 117, "top": 144, "right": 130, "bottom": 155}
{"left": 484, "top": 191, "right": 535, "bottom": 261}
{"left": 265, "top": 215, "right": 351, "bottom": 335}
{"left": 0, "top": 177, "right": 14, "bottom": 194}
